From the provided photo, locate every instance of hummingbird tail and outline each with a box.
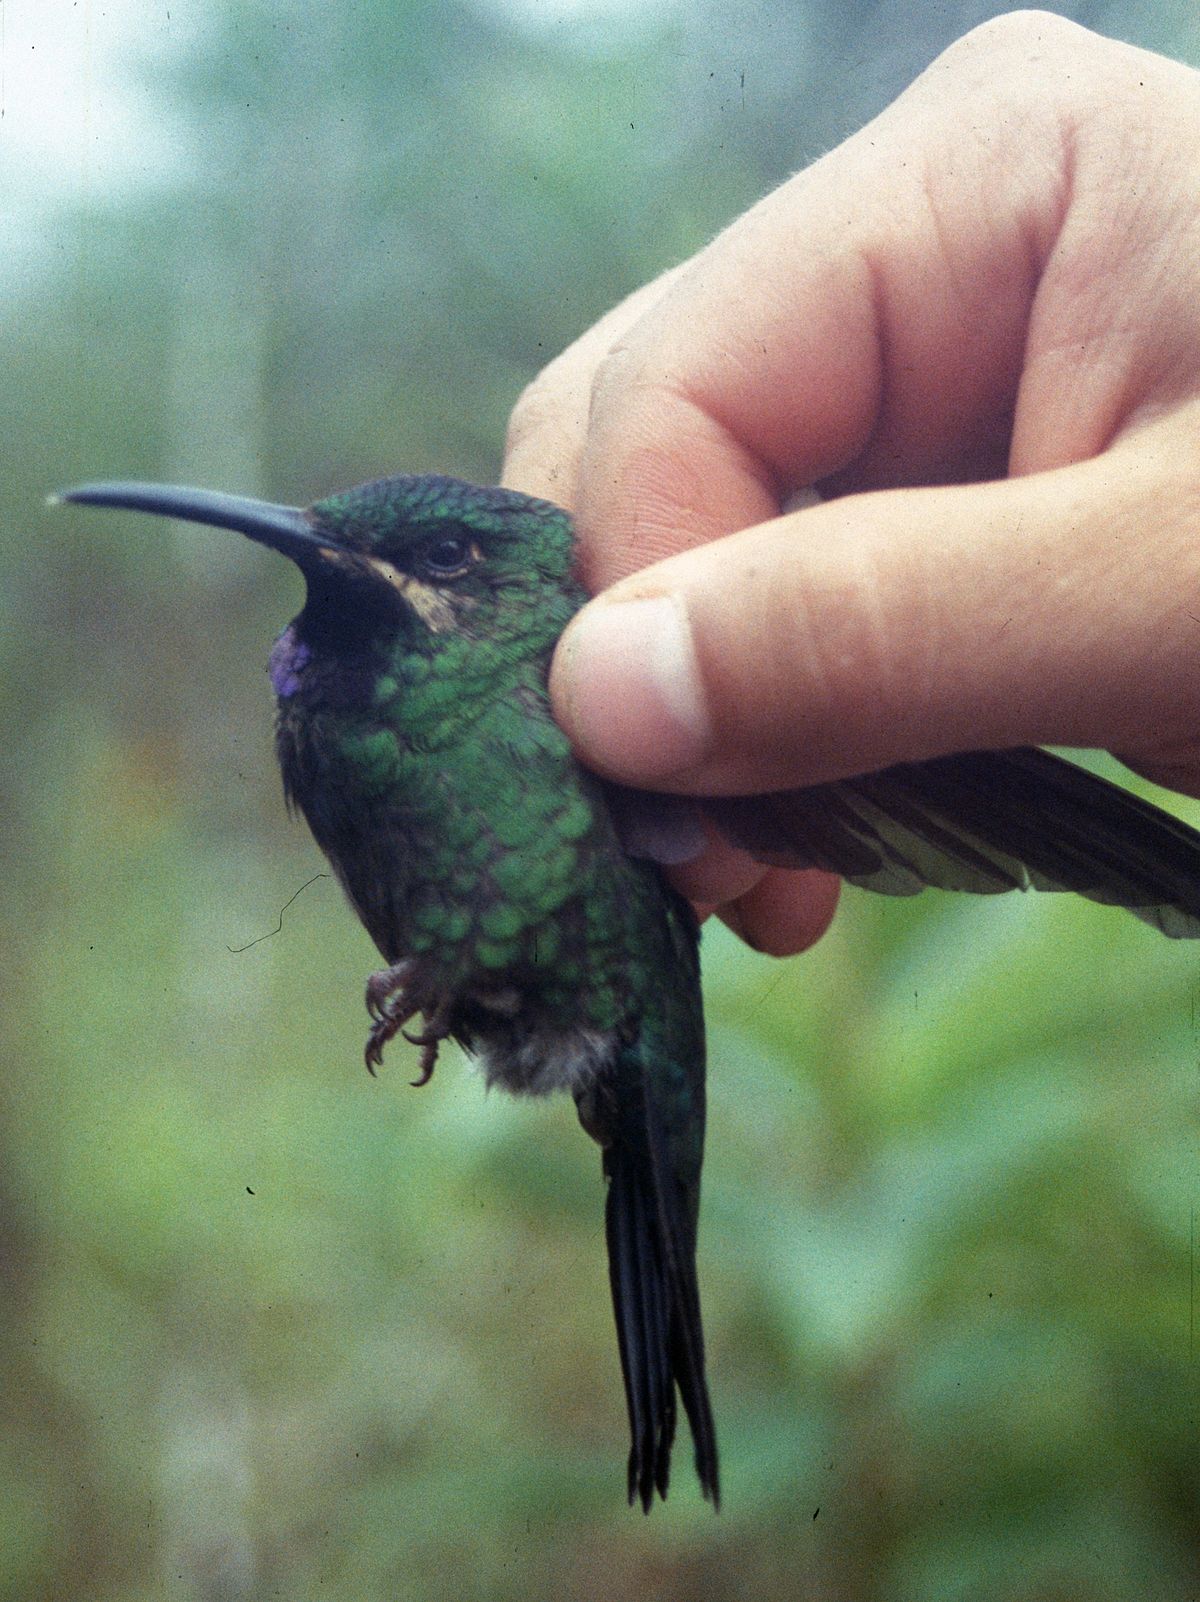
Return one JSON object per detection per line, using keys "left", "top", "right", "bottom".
{"left": 603, "top": 1046, "right": 720, "bottom": 1512}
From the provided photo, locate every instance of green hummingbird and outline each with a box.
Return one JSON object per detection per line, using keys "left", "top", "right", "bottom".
{"left": 57, "top": 472, "right": 1200, "bottom": 1511}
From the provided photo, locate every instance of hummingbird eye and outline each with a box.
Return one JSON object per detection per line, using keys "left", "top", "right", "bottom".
{"left": 415, "top": 532, "right": 475, "bottom": 580}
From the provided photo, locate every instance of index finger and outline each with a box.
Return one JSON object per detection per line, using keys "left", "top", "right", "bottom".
{"left": 501, "top": 267, "right": 684, "bottom": 512}
{"left": 567, "top": 24, "right": 1073, "bottom": 590}
{"left": 531, "top": 14, "right": 1195, "bottom": 596}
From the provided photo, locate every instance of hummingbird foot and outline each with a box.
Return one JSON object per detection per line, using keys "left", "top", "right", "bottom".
{"left": 364, "top": 959, "right": 422, "bottom": 1075}
{"left": 363, "top": 960, "right": 454, "bottom": 1083}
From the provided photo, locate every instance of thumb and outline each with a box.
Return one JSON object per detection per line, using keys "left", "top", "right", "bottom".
{"left": 549, "top": 431, "right": 1200, "bottom": 795}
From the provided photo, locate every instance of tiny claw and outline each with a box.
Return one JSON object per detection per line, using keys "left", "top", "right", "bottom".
{"left": 364, "top": 1009, "right": 407, "bottom": 1075}
{"left": 400, "top": 1023, "right": 440, "bottom": 1047}
{"left": 364, "top": 1031, "right": 385, "bottom": 1075}
{"left": 400, "top": 998, "right": 453, "bottom": 1088}
{"left": 409, "top": 1040, "right": 439, "bottom": 1088}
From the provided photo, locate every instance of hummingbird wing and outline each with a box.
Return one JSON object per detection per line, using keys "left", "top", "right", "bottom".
{"left": 705, "top": 746, "right": 1200, "bottom": 937}
{"left": 602, "top": 1037, "right": 720, "bottom": 1512}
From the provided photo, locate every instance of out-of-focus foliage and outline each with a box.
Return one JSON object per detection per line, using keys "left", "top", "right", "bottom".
{"left": 3, "top": 2, "right": 1199, "bottom": 1598}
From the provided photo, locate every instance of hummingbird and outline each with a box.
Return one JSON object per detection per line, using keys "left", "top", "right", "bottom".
{"left": 57, "top": 473, "right": 1200, "bottom": 1511}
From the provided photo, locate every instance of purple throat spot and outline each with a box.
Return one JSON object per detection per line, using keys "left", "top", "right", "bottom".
{"left": 268, "top": 627, "right": 312, "bottom": 698}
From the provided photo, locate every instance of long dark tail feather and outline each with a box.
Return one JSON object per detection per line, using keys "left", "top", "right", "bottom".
{"left": 603, "top": 1053, "right": 719, "bottom": 1512}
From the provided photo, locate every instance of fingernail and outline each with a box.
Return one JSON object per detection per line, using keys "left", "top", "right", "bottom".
{"left": 554, "top": 594, "right": 711, "bottom": 781}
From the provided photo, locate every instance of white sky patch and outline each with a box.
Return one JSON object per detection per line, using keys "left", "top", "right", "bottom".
{"left": 0, "top": 0, "right": 197, "bottom": 206}
{"left": 0, "top": 0, "right": 669, "bottom": 215}
{"left": 496, "top": 0, "right": 675, "bottom": 27}
{"left": 0, "top": 1, "right": 207, "bottom": 299}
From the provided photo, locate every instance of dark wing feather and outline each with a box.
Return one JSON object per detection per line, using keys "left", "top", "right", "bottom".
{"left": 598, "top": 1038, "right": 719, "bottom": 1512}
{"left": 707, "top": 747, "right": 1200, "bottom": 938}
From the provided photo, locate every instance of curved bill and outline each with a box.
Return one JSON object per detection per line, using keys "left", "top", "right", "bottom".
{"left": 53, "top": 481, "right": 346, "bottom": 564}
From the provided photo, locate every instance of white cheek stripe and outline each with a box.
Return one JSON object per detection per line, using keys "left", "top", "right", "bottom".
{"left": 369, "top": 557, "right": 457, "bottom": 633}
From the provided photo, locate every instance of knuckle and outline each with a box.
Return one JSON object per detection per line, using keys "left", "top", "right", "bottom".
{"left": 503, "top": 370, "right": 561, "bottom": 461}
{"left": 939, "top": 9, "right": 1087, "bottom": 67}
{"left": 587, "top": 341, "right": 645, "bottom": 425}
{"left": 929, "top": 9, "right": 1146, "bottom": 108}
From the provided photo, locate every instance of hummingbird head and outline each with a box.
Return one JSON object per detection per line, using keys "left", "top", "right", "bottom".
{"left": 56, "top": 473, "right": 583, "bottom": 666}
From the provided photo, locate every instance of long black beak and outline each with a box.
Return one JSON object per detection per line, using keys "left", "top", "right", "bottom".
{"left": 53, "top": 481, "right": 347, "bottom": 566}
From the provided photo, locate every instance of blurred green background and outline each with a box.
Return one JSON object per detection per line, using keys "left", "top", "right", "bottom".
{"left": 5, "top": 2, "right": 1200, "bottom": 1597}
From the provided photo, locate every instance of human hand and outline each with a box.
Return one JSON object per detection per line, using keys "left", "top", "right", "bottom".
{"left": 501, "top": 11, "right": 1200, "bottom": 955}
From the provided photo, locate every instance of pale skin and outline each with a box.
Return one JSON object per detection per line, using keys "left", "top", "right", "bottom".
{"left": 501, "top": 11, "right": 1200, "bottom": 957}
